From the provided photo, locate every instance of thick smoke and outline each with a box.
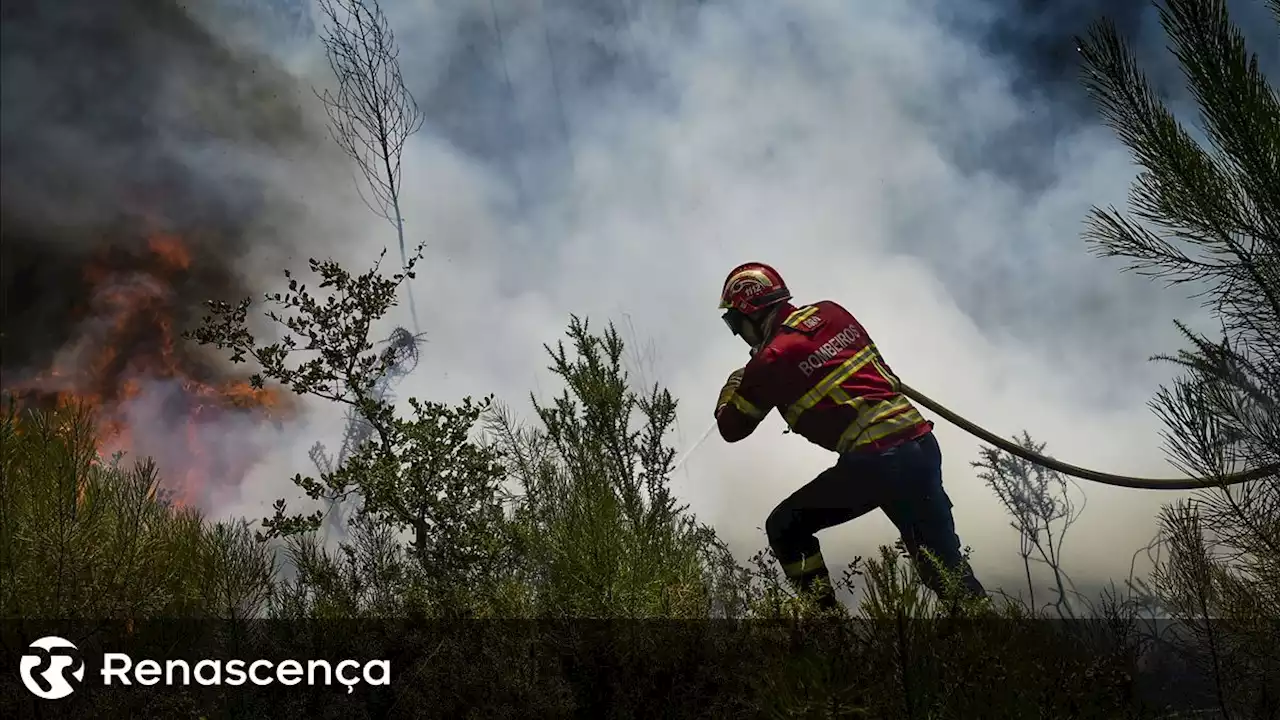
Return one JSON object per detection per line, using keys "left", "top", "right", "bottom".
{"left": 0, "top": 0, "right": 349, "bottom": 507}
{"left": 270, "top": 0, "right": 1264, "bottom": 595}
{"left": 7, "top": 0, "right": 1275, "bottom": 597}
{"left": 0, "top": 0, "right": 321, "bottom": 371}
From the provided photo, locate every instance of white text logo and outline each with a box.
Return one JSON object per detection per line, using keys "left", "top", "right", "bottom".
{"left": 101, "top": 654, "right": 391, "bottom": 694}
{"left": 798, "top": 326, "right": 862, "bottom": 377}
{"left": 19, "top": 636, "right": 86, "bottom": 700}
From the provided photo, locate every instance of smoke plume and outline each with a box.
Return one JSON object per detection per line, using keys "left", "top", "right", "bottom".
{"left": 5, "top": 0, "right": 1276, "bottom": 596}
{"left": 0, "top": 0, "right": 334, "bottom": 507}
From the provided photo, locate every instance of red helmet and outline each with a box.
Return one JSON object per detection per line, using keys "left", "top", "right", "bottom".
{"left": 718, "top": 262, "right": 791, "bottom": 315}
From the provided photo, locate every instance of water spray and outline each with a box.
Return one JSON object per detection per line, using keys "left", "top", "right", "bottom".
{"left": 672, "top": 421, "right": 718, "bottom": 474}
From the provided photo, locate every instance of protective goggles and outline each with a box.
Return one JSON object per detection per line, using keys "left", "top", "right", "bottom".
{"left": 721, "top": 309, "right": 747, "bottom": 336}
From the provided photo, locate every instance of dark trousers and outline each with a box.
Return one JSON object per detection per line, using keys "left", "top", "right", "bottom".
{"left": 765, "top": 431, "right": 985, "bottom": 604}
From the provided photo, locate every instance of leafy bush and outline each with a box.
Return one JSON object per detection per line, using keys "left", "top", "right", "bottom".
{"left": 1, "top": 399, "right": 273, "bottom": 620}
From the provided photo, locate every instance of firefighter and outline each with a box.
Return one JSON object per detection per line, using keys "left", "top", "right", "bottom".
{"left": 714, "top": 262, "right": 986, "bottom": 608}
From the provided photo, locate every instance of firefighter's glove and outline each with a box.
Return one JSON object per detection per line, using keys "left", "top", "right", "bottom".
{"left": 716, "top": 367, "right": 746, "bottom": 414}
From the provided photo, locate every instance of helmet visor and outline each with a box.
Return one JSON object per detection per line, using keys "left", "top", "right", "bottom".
{"left": 722, "top": 309, "right": 745, "bottom": 336}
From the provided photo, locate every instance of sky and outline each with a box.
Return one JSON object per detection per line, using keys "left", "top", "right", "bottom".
{"left": 5, "top": 0, "right": 1276, "bottom": 603}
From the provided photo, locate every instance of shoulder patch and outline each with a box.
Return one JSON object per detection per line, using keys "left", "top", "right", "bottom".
{"left": 782, "top": 305, "right": 825, "bottom": 334}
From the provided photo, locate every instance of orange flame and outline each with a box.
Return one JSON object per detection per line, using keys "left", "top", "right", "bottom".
{"left": 147, "top": 233, "right": 191, "bottom": 270}
{"left": 6, "top": 232, "right": 294, "bottom": 510}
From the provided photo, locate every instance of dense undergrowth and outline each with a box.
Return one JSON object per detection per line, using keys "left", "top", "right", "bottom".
{"left": 0, "top": 323, "right": 1263, "bottom": 718}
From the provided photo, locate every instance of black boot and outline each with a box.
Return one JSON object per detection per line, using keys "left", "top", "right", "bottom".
{"left": 794, "top": 566, "right": 841, "bottom": 611}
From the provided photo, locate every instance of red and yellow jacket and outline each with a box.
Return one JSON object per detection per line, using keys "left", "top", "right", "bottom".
{"left": 716, "top": 301, "right": 932, "bottom": 455}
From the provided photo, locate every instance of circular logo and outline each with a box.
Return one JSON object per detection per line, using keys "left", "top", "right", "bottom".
{"left": 19, "top": 636, "right": 85, "bottom": 700}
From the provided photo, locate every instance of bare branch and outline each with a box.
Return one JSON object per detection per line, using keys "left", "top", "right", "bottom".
{"left": 315, "top": 0, "right": 425, "bottom": 331}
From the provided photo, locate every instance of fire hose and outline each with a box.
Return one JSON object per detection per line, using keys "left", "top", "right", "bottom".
{"left": 899, "top": 383, "right": 1276, "bottom": 490}
{"left": 672, "top": 383, "right": 1277, "bottom": 490}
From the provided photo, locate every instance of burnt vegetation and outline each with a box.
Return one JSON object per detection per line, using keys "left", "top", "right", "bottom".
{"left": 2, "top": 0, "right": 1277, "bottom": 718}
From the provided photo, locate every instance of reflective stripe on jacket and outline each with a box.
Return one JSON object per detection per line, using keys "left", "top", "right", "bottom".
{"left": 716, "top": 300, "right": 931, "bottom": 454}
